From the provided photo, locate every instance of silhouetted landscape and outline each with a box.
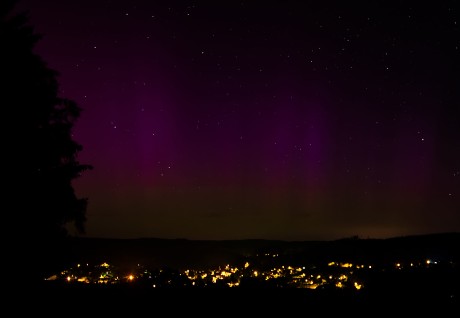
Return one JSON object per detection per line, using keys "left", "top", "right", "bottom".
{"left": 27, "top": 232, "right": 459, "bottom": 314}
{"left": 63, "top": 232, "right": 460, "bottom": 270}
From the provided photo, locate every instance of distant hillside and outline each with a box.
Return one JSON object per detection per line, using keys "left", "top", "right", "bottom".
{"left": 66, "top": 232, "right": 460, "bottom": 270}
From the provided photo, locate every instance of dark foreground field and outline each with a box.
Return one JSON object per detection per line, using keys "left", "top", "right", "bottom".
{"left": 15, "top": 279, "right": 458, "bottom": 316}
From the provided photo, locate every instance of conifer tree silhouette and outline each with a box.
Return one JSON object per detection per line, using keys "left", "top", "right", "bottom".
{"left": 1, "top": 0, "right": 92, "bottom": 284}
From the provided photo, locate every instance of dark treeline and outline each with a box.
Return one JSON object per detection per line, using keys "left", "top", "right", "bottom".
{"left": 66, "top": 232, "right": 460, "bottom": 270}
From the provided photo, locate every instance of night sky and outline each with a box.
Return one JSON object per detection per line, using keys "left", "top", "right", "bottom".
{"left": 17, "top": 0, "right": 460, "bottom": 240}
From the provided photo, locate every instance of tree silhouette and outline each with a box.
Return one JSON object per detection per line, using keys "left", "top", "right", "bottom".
{"left": 2, "top": 0, "right": 92, "bottom": 284}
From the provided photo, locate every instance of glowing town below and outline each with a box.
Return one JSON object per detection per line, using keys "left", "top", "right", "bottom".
{"left": 45, "top": 254, "right": 452, "bottom": 291}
